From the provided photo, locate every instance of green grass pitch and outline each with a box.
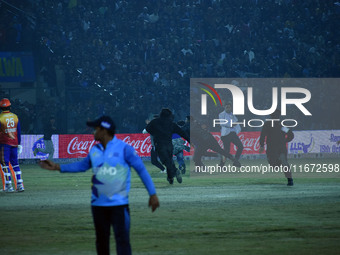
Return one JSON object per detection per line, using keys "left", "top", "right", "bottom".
{"left": 1, "top": 158, "right": 340, "bottom": 255}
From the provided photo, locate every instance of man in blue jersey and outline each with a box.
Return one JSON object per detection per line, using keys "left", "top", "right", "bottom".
{"left": 39, "top": 115, "right": 159, "bottom": 255}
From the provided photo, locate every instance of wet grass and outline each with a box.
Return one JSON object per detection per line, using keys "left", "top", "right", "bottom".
{"left": 1, "top": 159, "right": 340, "bottom": 255}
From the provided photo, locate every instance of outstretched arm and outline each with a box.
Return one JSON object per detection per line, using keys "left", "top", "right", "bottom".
{"left": 39, "top": 155, "right": 91, "bottom": 173}
{"left": 39, "top": 160, "right": 61, "bottom": 171}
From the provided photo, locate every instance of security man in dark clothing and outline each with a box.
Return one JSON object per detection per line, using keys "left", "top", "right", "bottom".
{"left": 146, "top": 108, "right": 190, "bottom": 184}
{"left": 190, "top": 116, "right": 240, "bottom": 167}
{"left": 143, "top": 115, "right": 166, "bottom": 173}
{"left": 259, "top": 109, "right": 294, "bottom": 186}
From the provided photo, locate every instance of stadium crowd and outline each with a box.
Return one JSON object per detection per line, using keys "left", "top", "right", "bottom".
{"left": 1, "top": 0, "right": 339, "bottom": 133}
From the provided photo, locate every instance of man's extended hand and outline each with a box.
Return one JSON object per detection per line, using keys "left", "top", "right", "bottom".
{"left": 149, "top": 194, "right": 160, "bottom": 212}
{"left": 39, "top": 160, "right": 60, "bottom": 171}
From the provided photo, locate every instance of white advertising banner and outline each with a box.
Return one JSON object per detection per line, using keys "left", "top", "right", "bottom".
{"left": 288, "top": 130, "right": 340, "bottom": 155}
{"left": 18, "top": 135, "right": 59, "bottom": 159}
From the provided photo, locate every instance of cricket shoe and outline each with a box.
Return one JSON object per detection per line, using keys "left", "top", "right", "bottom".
{"left": 175, "top": 169, "right": 182, "bottom": 184}
{"left": 4, "top": 185, "right": 15, "bottom": 193}
{"left": 159, "top": 169, "right": 167, "bottom": 174}
{"left": 167, "top": 177, "right": 174, "bottom": 185}
{"left": 16, "top": 184, "right": 25, "bottom": 192}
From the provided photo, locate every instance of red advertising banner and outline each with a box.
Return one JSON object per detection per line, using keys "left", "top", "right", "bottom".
{"left": 58, "top": 132, "right": 261, "bottom": 159}
{"left": 59, "top": 134, "right": 98, "bottom": 158}
{"left": 119, "top": 133, "right": 152, "bottom": 157}
{"left": 58, "top": 133, "right": 155, "bottom": 158}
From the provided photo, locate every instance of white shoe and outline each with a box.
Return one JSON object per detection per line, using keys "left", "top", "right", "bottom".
{"left": 4, "top": 185, "right": 15, "bottom": 193}
{"left": 159, "top": 170, "right": 166, "bottom": 174}
{"left": 16, "top": 184, "right": 25, "bottom": 192}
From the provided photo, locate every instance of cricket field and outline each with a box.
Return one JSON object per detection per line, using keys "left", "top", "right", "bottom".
{"left": 1, "top": 158, "right": 340, "bottom": 255}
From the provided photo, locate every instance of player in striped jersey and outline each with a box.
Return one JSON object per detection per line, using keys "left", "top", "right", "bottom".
{"left": 0, "top": 98, "right": 24, "bottom": 192}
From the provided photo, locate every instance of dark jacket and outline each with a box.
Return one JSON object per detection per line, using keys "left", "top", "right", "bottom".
{"left": 260, "top": 121, "right": 294, "bottom": 156}
{"left": 146, "top": 114, "right": 190, "bottom": 146}
{"left": 44, "top": 122, "right": 57, "bottom": 140}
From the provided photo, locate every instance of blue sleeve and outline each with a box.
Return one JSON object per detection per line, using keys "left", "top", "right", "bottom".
{"left": 60, "top": 155, "right": 91, "bottom": 173}
{"left": 124, "top": 145, "right": 156, "bottom": 196}
{"left": 17, "top": 121, "right": 21, "bottom": 145}
{"left": 172, "top": 133, "right": 180, "bottom": 139}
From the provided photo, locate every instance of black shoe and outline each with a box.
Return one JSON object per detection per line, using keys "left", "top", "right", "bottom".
{"left": 175, "top": 169, "right": 182, "bottom": 183}
{"left": 167, "top": 177, "right": 174, "bottom": 185}
{"left": 233, "top": 159, "right": 241, "bottom": 167}
{"left": 287, "top": 178, "right": 294, "bottom": 186}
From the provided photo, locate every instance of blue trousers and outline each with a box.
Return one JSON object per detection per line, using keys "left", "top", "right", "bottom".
{"left": 0, "top": 144, "right": 22, "bottom": 185}
{"left": 175, "top": 151, "right": 185, "bottom": 170}
{"left": 92, "top": 205, "right": 131, "bottom": 255}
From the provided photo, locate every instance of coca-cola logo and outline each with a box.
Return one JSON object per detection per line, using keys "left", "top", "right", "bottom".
{"left": 122, "top": 135, "right": 152, "bottom": 154}
{"left": 67, "top": 137, "right": 97, "bottom": 155}
{"left": 211, "top": 133, "right": 260, "bottom": 153}
{"left": 238, "top": 134, "right": 261, "bottom": 151}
